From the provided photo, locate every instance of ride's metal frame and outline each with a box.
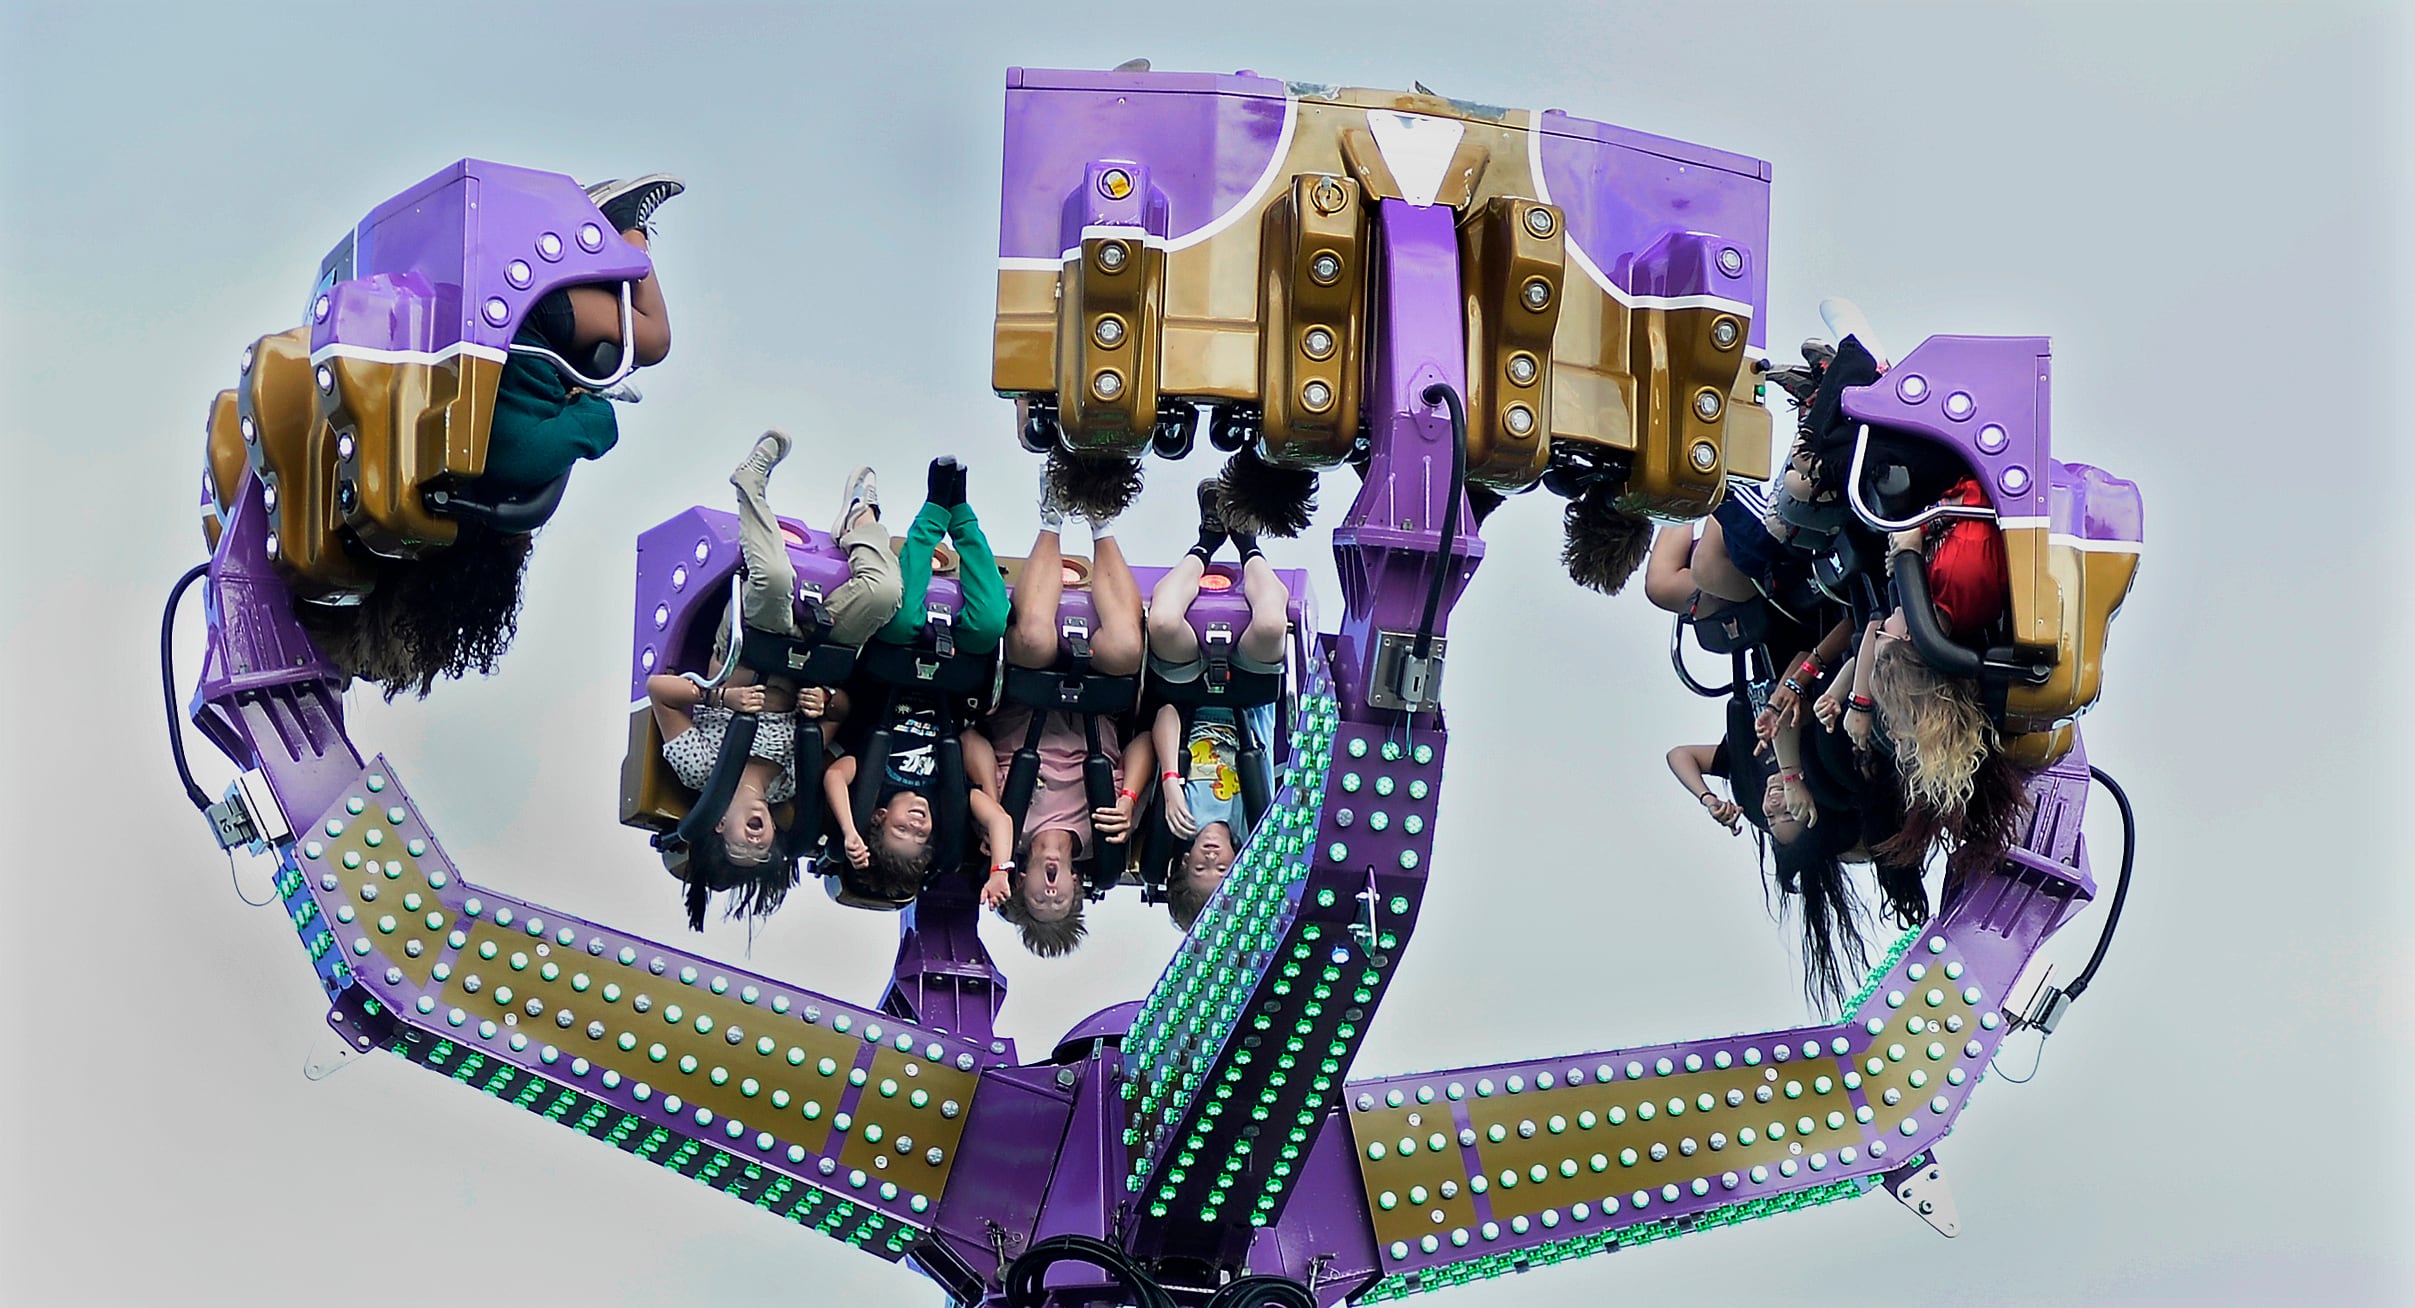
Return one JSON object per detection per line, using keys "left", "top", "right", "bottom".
{"left": 185, "top": 68, "right": 2134, "bottom": 1308}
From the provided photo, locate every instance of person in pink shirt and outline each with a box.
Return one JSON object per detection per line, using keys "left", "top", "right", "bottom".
{"left": 978, "top": 475, "right": 1155, "bottom": 956}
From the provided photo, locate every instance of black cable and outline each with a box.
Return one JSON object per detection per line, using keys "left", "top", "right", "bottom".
{"left": 1000, "top": 1235, "right": 1175, "bottom": 1308}
{"left": 161, "top": 563, "right": 214, "bottom": 812}
{"left": 1412, "top": 383, "right": 1470, "bottom": 663}
{"left": 2063, "top": 766, "right": 2135, "bottom": 1002}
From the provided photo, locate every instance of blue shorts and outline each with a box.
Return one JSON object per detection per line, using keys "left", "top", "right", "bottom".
{"left": 1711, "top": 484, "right": 1782, "bottom": 586}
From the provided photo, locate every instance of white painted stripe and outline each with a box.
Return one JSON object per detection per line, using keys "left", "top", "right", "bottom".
{"left": 1526, "top": 113, "right": 1756, "bottom": 320}
{"left": 995, "top": 93, "right": 1304, "bottom": 272}
{"left": 1630, "top": 291, "right": 1758, "bottom": 315}
{"left": 2002, "top": 517, "right": 2145, "bottom": 553}
{"left": 2052, "top": 533, "right": 2142, "bottom": 555}
{"left": 308, "top": 341, "right": 508, "bottom": 367}
{"left": 1162, "top": 94, "right": 1300, "bottom": 253}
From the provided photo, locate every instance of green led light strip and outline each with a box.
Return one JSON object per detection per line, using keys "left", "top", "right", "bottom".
{"left": 1124, "top": 693, "right": 1341, "bottom": 1200}
{"left": 398, "top": 1035, "right": 918, "bottom": 1260}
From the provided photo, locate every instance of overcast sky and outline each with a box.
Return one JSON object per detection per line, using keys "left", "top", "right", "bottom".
{"left": 3, "top": 1, "right": 2409, "bottom": 1305}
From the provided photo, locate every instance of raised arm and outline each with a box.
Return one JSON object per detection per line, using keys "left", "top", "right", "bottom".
{"left": 824, "top": 754, "right": 863, "bottom": 847}
{"left": 1845, "top": 618, "right": 1884, "bottom": 749}
{"left": 1770, "top": 720, "right": 1816, "bottom": 826}
{"left": 969, "top": 787, "right": 1016, "bottom": 908}
{"left": 646, "top": 672, "right": 705, "bottom": 741}
{"left": 1666, "top": 743, "right": 1742, "bottom": 833}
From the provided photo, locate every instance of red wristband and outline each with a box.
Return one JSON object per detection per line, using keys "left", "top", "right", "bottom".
{"left": 1161, "top": 770, "right": 1181, "bottom": 783}
{"left": 1118, "top": 788, "right": 1138, "bottom": 802}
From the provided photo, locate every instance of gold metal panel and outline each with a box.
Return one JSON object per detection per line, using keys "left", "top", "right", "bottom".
{"left": 311, "top": 800, "right": 447, "bottom": 988}
{"left": 1848, "top": 984, "right": 1985, "bottom": 1143}
{"left": 832, "top": 1044, "right": 981, "bottom": 1202}
{"left": 1258, "top": 174, "right": 1367, "bottom": 467}
{"left": 2004, "top": 542, "right": 2139, "bottom": 737}
{"left": 619, "top": 706, "right": 686, "bottom": 833}
{"left": 432, "top": 920, "right": 871, "bottom": 1159}
{"left": 992, "top": 268, "right": 1062, "bottom": 395}
{"left": 1620, "top": 306, "right": 1752, "bottom": 519}
{"left": 2003, "top": 722, "right": 2076, "bottom": 770}
{"left": 1347, "top": 1012, "right": 1996, "bottom": 1248}
{"left": 241, "top": 329, "right": 367, "bottom": 595}
{"left": 989, "top": 91, "right": 1775, "bottom": 506}
{"left": 203, "top": 387, "right": 246, "bottom": 552}
{"left": 1724, "top": 371, "right": 1774, "bottom": 484}
{"left": 1054, "top": 235, "right": 1162, "bottom": 454}
{"left": 1349, "top": 1103, "right": 1481, "bottom": 1244}
{"left": 325, "top": 353, "right": 502, "bottom": 557}
{"left": 1458, "top": 196, "right": 1563, "bottom": 490}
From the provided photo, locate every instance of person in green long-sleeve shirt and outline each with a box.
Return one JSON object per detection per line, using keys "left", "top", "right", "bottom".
{"left": 306, "top": 176, "right": 680, "bottom": 698}
{"left": 877, "top": 457, "right": 1008, "bottom": 653}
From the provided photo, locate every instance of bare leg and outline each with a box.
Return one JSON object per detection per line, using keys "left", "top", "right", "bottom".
{"left": 1085, "top": 534, "right": 1145, "bottom": 676}
{"left": 1147, "top": 554, "right": 1208, "bottom": 667}
{"left": 1687, "top": 517, "right": 1762, "bottom": 605}
{"left": 1237, "top": 555, "right": 1288, "bottom": 666}
{"left": 1006, "top": 529, "right": 1066, "bottom": 669}
{"left": 1644, "top": 526, "right": 1699, "bottom": 614}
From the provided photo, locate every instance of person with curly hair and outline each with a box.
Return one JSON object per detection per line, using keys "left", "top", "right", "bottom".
{"left": 308, "top": 176, "right": 683, "bottom": 699}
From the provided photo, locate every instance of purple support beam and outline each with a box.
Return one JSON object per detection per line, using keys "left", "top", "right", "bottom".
{"left": 1329, "top": 198, "right": 1481, "bottom": 722}
{"left": 882, "top": 888, "right": 1013, "bottom": 1057}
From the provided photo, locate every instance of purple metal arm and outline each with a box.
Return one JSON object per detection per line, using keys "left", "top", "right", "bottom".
{"left": 1321, "top": 748, "right": 2096, "bottom": 1302}
{"left": 193, "top": 471, "right": 1009, "bottom": 1267}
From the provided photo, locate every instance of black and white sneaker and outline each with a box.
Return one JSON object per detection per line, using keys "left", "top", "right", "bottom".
{"left": 584, "top": 174, "right": 686, "bottom": 236}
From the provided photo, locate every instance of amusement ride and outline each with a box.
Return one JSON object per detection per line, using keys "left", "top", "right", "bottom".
{"left": 163, "top": 64, "right": 2143, "bottom": 1307}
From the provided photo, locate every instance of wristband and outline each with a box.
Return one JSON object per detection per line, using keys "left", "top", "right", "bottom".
{"left": 1781, "top": 678, "right": 1804, "bottom": 695}
{"left": 990, "top": 862, "right": 1014, "bottom": 876}
{"left": 1799, "top": 658, "right": 1822, "bottom": 677}
{"left": 1697, "top": 790, "right": 1716, "bottom": 805}
{"left": 1849, "top": 693, "right": 1874, "bottom": 710}
{"left": 1118, "top": 788, "right": 1138, "bottom": 802}
{"left": 1161, "top": 770, "right": 1181, "bottom": 783}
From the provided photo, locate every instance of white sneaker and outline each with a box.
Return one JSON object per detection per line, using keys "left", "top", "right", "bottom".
{"left": 1036, "top": 460, "right": 1069, "bottom": 532}
{"left": 832, "top": 465, "right": 878, "bottom": 538}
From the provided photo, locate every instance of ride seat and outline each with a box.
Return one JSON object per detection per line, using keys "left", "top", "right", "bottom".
{"left": 313, "top": 273, "right": 507, "bottom": 558}
{"left": 2000, "top": 461, "right": 2142, "bottom": 764}
{"left": 990, "top": 76, "right": 1773, "bottom": 501}
{"left": 238, "top": 328, "right": 367, "bottom": 595}
{"left": 998, "top": 613, "right": 1145, "bottom": 895}
{"left": 618, "top": 573, "right": 858, "bottom": 838}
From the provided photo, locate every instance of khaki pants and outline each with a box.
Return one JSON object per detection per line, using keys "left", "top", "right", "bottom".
{"left": 717, "top": 476, "right": 903, "bottom": 669}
